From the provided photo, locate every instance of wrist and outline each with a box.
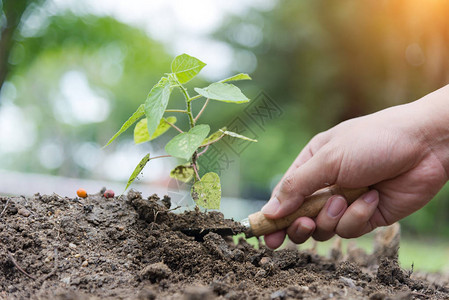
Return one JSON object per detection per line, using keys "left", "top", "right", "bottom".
{"left": 412, "top": 84, "right": 449, "bottom": 175}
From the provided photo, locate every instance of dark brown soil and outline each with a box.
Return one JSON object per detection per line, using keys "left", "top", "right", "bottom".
{"left": 0, "top": 190, "right": 448, "bottom": 299}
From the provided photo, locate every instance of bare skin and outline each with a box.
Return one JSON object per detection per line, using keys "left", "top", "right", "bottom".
{"left": 262, "top": 84, "right": 449, "bottom": 249}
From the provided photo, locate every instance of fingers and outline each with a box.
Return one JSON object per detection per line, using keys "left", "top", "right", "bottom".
{"left": 285, "top": 196, "right": 347, "bottom": 243}
{"left": 270, "top": 144, "right": 313, "bottom": 198}
{"left": 270, "top": 132, "right": 330, "bottom": 198}
{"left": 312, "top": 195, "right": 347, "bottom": 241}
{"left": 285, "top": 217, "right": 316, "bottom": 244}
{"left": 264, "top": 218, "right": 316, "bottom": 249}
{"left": 284, "top": 190, "right": 380, "bottom": 245}
{"left": 263, "top": 230, "right": 287, "bottom": 249}
{"left": 262, "top": 147, "right": 341, "bottom": 219}
{"left": 335, "top": 189, "right": 380, "bottom": 238}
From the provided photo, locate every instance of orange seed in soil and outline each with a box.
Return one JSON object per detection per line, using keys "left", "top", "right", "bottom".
{"left": 77, "top": 188, "right": 87, "bottom": 198}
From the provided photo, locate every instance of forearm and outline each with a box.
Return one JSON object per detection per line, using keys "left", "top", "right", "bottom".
{"left": 412, "top": 84, "right": 449, "bottom": 176}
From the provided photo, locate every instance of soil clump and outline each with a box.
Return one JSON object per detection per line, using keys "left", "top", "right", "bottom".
{"left": 0, "top": 191, "right": 448, "bottom": 299}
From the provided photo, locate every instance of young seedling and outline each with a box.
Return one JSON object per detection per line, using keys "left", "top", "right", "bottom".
{"left": 104, "top": 53, "right": 256, "bottom": 209}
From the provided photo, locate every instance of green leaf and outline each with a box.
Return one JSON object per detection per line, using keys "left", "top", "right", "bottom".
{"left": 103, "top": 104, "right": 145, "bottom": 148}
{"left": 171, "top": 53, "right": 206, "bottom": 84}
{"left": 165, "top": 124, "right": 210, "bottom": 160}
{"left": 191, "top": 172, "right": 221, "bottom": 209}
{"left": 194, "top": 82, "right": 249, "bottom": 103}
{"left": 125, "top": 153, "right": 150, "bottom": 191}
{"left": 221, "top": 129, "right": 258, "bottom": 142}
{"left": 201, "top": 126, "right": 226, "bottom": 146}
{"left": 134, "top": 116, "right": 177, "bottom": 144}
{"left": 144, "top": 77, "right": 172, "bottom": 138}
{"left": 220, "top": 73, "right": 251, "bottom": 83}
{"left": 170, "top": 163, "right": 195, "bottom": 183}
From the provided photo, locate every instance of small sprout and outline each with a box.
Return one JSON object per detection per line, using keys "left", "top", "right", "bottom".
{"left": 77, "top": 188, "right": 87, "bottom": 198}
{"left": 103, "top": 53, "right": 256, "bottom": 209}
{"left": 104, "top": 190, "right": 115, "bottom": 198}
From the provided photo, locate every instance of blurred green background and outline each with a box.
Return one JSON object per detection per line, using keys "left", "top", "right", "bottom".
{"left": 1, "top": 0, "right": 449, "bottom": 260}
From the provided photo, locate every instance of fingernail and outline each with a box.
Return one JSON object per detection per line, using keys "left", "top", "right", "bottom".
{"left": 327, "top": 196, "right": 346, "bottom": 218}
{"left": 296, "top": 223, "right": 313, "bottom": 237}
{"left": 364, "top": 190, "right": 378, "bottom": 204}
{"left": 261, "top": 196, "right": 280, "bottom": 215}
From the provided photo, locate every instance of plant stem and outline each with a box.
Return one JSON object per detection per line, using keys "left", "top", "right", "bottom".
{"left": 194, "top": 98, "right": 210, "bottom": 123}
{"left": 189, "top": 94, "right": 202, "bottom": 102}
{"left": 165, "top": 120, "right": 183, "bottom": 133}
{"left": 199, "top": 133, "right": 225, "bottom": 148}
{"left": 179, "top": 82, "right": 191, "bottom": 101}
{"left": 165, "top": 109, "right": 188, "bottom": 114}
{"left": 177, "top": 81, "right": 196, "bottom": 128}
{"left": 197, "top": 145, "right": 209, "bottom": 157}
{"left": 192, "top": 162, "right": 200, "bottom": 181}
{"left": 186, "top": 101, "right": 195, "bottom": 128}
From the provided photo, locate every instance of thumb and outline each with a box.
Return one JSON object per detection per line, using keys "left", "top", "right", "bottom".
{"left": 262, "top": 149, "right": 340, "bottom": 219}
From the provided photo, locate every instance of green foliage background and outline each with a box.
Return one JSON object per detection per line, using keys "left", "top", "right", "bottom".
{"left": 1, "top": 0, "right": 449, "bottom": 236}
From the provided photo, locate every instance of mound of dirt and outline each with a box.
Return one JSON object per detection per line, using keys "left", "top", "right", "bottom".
{"left": 0, "top": 191, "right": 448, "bottom": 299}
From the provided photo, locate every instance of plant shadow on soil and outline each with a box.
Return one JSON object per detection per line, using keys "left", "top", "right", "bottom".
{"left": 0, "top": 190, "right": 448, "bottom": 299}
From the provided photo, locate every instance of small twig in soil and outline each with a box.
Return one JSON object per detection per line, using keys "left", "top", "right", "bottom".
{"left": 150, "top": 209, "right": 161, "bottom": 231}
{"left": 168, "top": 205, "right": 181, "bottom": 212}
{"left": 52, "top": 193, "right": 65, "bottom": 199}
{"left": 8, "top": 252, "right": 37, "bottom": 280}
{"left": 165, "top": 120, "right": 184, "bottom": 133}
{"left": 0, "top": 199, "right": 10, "bottom": 218}
{"left": 411, "top": 291, "right": 429, "bottom": 298}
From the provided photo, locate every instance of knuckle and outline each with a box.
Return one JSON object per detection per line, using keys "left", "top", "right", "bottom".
{"left": 312, "top": 130, "right": 331, "bottom": 145}
{"left": 280, "top": 175, "right": 297, "bottom": 195}
{"left": 351, "top": 206, "right": 370, "bottom": 222}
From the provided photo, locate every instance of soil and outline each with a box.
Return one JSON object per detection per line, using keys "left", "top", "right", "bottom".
{"left": 0, "top": 190, "right": 448, "bottom": 300}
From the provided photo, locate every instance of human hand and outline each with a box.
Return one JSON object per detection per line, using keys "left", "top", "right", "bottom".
{"left": 262, "top": 87, "right": 449, "bottom": 249}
